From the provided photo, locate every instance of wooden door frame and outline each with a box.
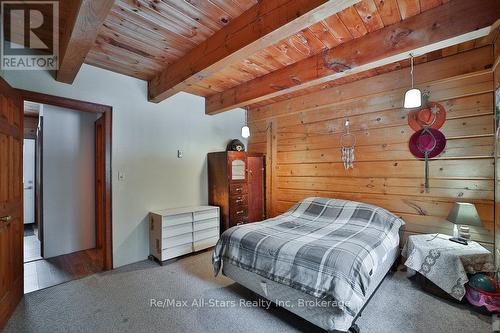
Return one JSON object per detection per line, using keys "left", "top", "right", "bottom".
{"left": 17, "top": 89, "right": 113, "bottom": 270}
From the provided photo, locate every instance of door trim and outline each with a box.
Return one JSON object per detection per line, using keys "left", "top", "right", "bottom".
{"left": 18, "top": 89, "right": 113, "bottom": 270}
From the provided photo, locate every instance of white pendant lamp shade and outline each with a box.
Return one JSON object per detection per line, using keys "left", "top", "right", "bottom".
{"left": 403, "top": 88, "right": 422, "bottom": 108}
{"left": 241, "top": 108, "right": 250, "bottom": 138}
{"left": 404, "top": 53, "right": 422, "bottom": 108}
{"left": 241, "top": 125, "right": 250, "bottom": 138}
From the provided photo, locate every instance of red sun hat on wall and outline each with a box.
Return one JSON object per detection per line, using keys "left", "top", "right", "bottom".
{"left": 409, "top": 128, "right": 446, "bottom": 159}
{"left": 407, "top": 102, "right": 446, "bottom": 131}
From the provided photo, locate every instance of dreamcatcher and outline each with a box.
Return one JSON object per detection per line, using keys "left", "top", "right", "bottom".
{"left": 341, "top": 119, "right": 356, "bottom": 170}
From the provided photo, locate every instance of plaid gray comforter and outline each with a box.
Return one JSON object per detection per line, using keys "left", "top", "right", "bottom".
{"left": 213, "top": 197, "right": 404, "bottom": 316}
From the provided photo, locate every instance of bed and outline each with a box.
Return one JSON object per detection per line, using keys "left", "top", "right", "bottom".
{"left": 212, "top": 197, "right": 405, "bottom": 333}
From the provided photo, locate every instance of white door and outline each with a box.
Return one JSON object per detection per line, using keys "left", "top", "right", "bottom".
{"left": 23, "top": 139, "right": 35, "bottom": 224}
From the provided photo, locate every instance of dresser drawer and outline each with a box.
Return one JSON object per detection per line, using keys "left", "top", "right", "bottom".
{"left": 231, "top": 207, "right": 248, "bottom": 220}
{"left": 193, "top": 236, "right": 218, "bottom": 252}
{"left": 194, "top": 227, "right": 219, "bottom": 242}
{"left": 230, "top": 183, "right": 247, "bottom": 195}
{"left": 230, "top": 216, "right": 248, "bottom": 227}
{"left": 163, "top": 222, "right": 192, "bottom": 237}
{"left": 230, "top": 194, "right": 247, "bottom": 207}
{"left": 193, "top": 217, "right": 219, "bottom": 231}
{"left": 194, "top": 208, "right": 218, "bottom": 221}
{"left": 162, "top": 212, "right": 192, "bottom": 227}
{"left": 230, "top": 216, "right": 248, "bottom": 226}
{"left": 162, "top": 243, "right": 193, "bottom": 261}
{"left": 163, "top": 232, "right": 193, "bottom": 249}
{"left": 150, "top": 206, "right": 219, "bottom": 263}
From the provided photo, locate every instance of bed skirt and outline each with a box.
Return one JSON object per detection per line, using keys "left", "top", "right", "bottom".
{"left": 222, "top": 245, "right": 399, "bottom": 332}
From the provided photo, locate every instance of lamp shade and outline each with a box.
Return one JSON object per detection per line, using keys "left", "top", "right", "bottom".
{"left": 241, "top": 125, "right": 250, "bottom": 138}
{"left": 403, "top": 88, "right": 422, "bottom": 108}
{"left": 446, "top": 202, "right": 482, "bottom": 227}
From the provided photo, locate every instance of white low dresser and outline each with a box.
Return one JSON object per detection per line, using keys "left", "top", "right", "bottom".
{"left": 149, "top": 206, "right": 220, "bottom": 263}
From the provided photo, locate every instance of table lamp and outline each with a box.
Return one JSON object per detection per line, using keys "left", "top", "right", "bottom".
{"left": 446, "top": 202, "right": 482, "bottom": 245}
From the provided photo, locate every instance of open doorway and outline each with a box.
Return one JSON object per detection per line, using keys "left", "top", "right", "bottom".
{"left": 23, "top": 137, "right": 40, "bottom": 263}
{"left": 23, "top": 102, "right": 41, "bottom": 267}
{"left": 23, "top": 138, "right": 42, "bottom": 263}
{"left": 20, "top": 92, "right": 112, "bottom": 294}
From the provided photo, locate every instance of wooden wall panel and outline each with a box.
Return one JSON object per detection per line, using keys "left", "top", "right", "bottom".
{"left": 493, "top": 31, "right": 500, "bottom": 266}
{"left": 248, "top": 45, "right": 495, "bottom": 246}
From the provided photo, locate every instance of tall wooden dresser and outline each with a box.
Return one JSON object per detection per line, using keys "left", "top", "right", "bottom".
{"left": 208, "top": 151, "right": 265, "bottom": 231}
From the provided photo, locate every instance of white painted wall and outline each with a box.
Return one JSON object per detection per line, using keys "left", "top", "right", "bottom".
{"left": 1, "top": 65, "right": 246, "bottom": 267}
{"left": 23, "top": 139, "right": 35, "bottom": 225}
{"left": 41, "top": 105, "right": 97, "bottom": 258}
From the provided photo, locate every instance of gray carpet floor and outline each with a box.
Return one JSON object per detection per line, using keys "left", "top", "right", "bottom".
{"left": 4, "top": 251, "right": 491, "bottom": 333}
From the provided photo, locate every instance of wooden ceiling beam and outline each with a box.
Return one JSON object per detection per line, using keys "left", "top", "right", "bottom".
{"left": 148, "top": 0, "right": 361, "bottom": 103}
{"left": 206, "top": 0, "right": 500, "bottom": 115}
{"left": 56, "top": 0, "right": 115, "bottom": 84}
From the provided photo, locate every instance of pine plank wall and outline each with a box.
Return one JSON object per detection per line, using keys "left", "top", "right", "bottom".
{"left": 247, "top": 46, "right": 495, "bottom": 249}
{"left": 494, "top": 38, "right": 499, "bottom": 262}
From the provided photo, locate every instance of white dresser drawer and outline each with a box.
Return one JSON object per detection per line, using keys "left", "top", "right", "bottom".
{"left": 163, "top": 222, "right": 192, "bottom": 237}
{"left": 194, "top": 209, "right": 218, "bottom": 221}
{"left": 194, "top": 227, "right": 219, "bottom": 242}
{"left": 163, "top": 212, "right": 192, "bottom": 226}
{"left": 193, "top": 217, "right": 219, "bottom": 231}
{"left": 162, "top": 243, "right": 193, "bottom": 260}
{"left": 193, "top": 236, "right": 218, "bottom": 251}
{"left": 163, "top": 232, "right": 192, "bottom": 249}
{"left": 150, "top": 206, "right": 220, "bottom": 263}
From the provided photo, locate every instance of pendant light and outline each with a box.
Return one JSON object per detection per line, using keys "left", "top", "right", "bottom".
{"left": 241, "top": 108, "right": 250, "bottom": 138}
{"left": 403, "top": 53, "right": 422, "bottom": 108}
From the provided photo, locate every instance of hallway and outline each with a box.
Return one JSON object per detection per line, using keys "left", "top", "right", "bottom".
{"left": 24, "top": 224, "right": 104, "bottom": 294}
{"left": 23, "top": 224, "right": 41, "bottom": 263}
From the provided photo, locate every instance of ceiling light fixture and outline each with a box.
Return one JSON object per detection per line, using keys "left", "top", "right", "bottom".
{"left": 241, "top": 108, "right": 250, "bottom": 139}
{"left": 403, "top": 53, "right": 422, "bottom": 109}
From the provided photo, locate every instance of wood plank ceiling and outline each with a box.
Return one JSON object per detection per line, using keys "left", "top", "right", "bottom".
{"left": 248, "top": 36, "right": 497, "bottom": 109}
{"left": 78, "top": 0, "right": 498, "bottom": 110}
{"left": 85, "top": 0, "right": 441, "bottom": 89}
{"left": 85, "top": 0, "right": 258, "bottom": 82}
{"left": 194, "top": 0, "right": 434, "bottom": 95}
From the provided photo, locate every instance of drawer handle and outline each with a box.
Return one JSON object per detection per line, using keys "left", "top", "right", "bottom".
{"left": 0, "top": 215, "right": 12, "bottom": 223}
{"left": 237, "top": 222, "right": 244, "bottom": 226}
{"left": 236, "top": 210, "right": 244, "bottom": 215}
{"left": 236, "top": 199, "right": 243, "bottom": 203}
{"left": 235, "top": 188, "right": 242, "bottom": 192}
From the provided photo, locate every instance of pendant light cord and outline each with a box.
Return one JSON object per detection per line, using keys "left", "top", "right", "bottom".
{"left": 410, "top": 53, "right": 415, "bottom": 88}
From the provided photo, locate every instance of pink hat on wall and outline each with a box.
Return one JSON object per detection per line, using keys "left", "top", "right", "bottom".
{"left": 408, "top": 128, "right": 446, "bottom": 159}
